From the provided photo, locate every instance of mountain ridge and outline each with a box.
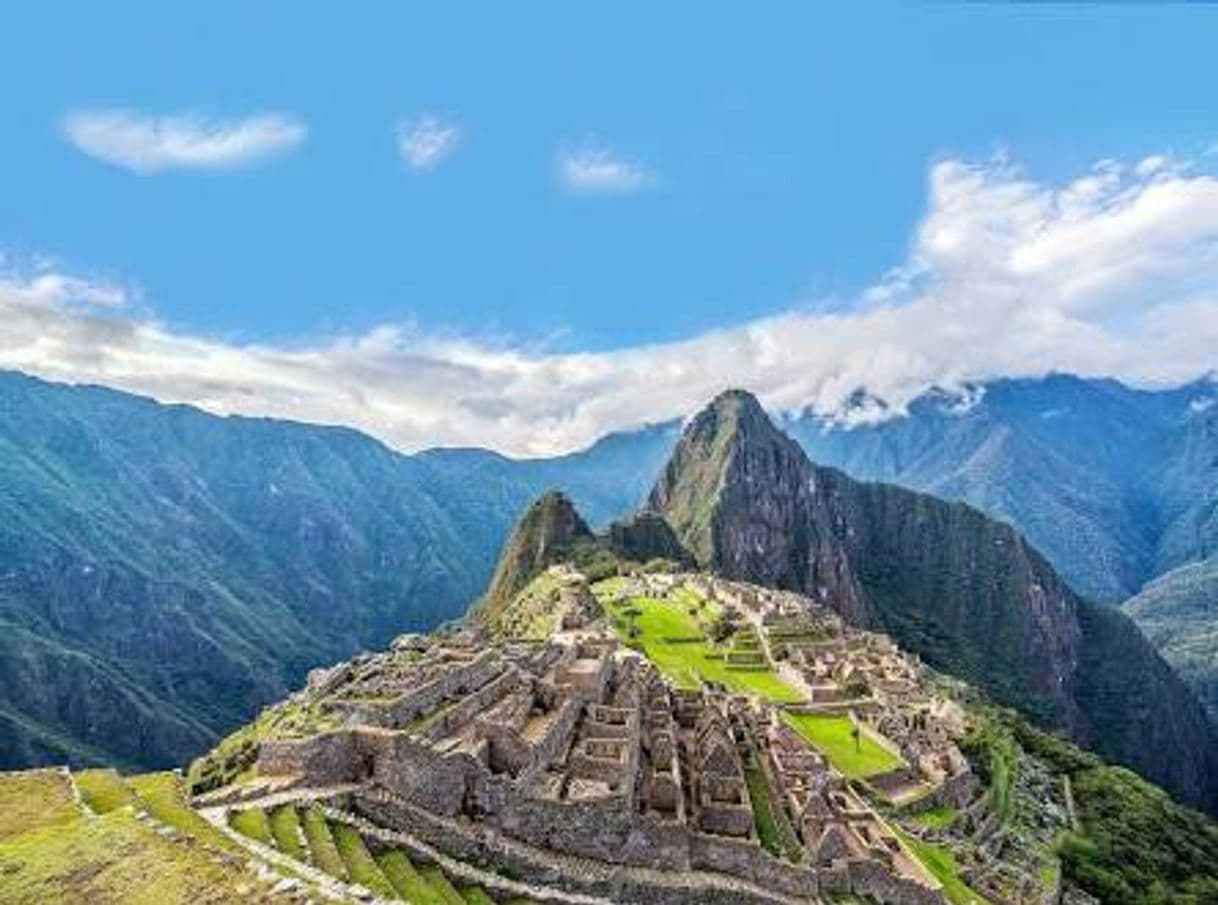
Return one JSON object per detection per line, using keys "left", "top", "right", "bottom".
{"left": 649, "top": 388, "right": 1218, "bottom": 813}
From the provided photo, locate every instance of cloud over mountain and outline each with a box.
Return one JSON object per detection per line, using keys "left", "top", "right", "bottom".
{"left": 3, "top": 150, "right": 1218, "bottom": 455}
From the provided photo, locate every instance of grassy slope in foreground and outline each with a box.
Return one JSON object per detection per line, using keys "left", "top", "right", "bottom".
{"left": 0, "top": 769, "right": 277, "bottom": 905}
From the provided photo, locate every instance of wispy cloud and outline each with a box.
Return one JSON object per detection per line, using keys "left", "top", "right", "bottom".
{"left": 395, "top": 115, "right": 462, "bottom": 170}
{"left": 4, "top": 151, "right": 1218, "bottom": 455}
{"left": 61, "top": 109, "right": 307, "bottom": 173}
{"left": 558, "top": 139, "right": 651, "bottom": 194}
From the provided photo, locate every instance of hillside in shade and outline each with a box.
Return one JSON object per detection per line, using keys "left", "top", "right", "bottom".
{"left": 0, "top": 371, "right": 673, "bottom": 770}
{"left": 1123, "top": 553, "right": 1218, "bottom": 724}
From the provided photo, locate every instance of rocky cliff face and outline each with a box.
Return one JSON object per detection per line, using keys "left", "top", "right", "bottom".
{"left": 605, "top": 510, "right": 695, "bottom": 568}
{"left": 651, "top": 389, "right": 1218, "bottom": 813}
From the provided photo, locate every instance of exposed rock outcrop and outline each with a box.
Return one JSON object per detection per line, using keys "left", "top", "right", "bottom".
{"left": 606, "top": 510, "right": 695, "bottom": 568}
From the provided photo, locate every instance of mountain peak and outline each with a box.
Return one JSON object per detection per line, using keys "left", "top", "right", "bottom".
{"left": 696, "top": 387, "right": 774, "bottom": 432}
{"left": 648, "top": 388, "right": 809, "bottom": 569}
{"left": 479, "top": 490, "right": 593, "bottom": 619}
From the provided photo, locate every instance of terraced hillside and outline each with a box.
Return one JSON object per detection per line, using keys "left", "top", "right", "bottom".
{"left": 0, "top": 767, "right": 302, "bottom": 903}
{"left": 0, "top": 765, "right": 538, "bottom": 905}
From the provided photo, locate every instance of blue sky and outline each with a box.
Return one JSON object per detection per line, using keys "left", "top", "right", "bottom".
{"left": 2, "top": 2, "right": 1218, "bottom": 453}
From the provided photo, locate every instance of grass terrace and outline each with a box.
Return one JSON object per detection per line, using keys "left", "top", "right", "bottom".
{"left": 0, "top": 770, "right": 278, "bottom": 904}
{"left": 891, "top": 825, "right": 991, "bottom": 905}
{"left": 784, "top": 712, "right": 904, "bottom": 780}
{"left": 912, "top": 805, "right": 958, "bottom": 831}
{"left": 129, "top": 772, "right": 243, "bottom": 854}
{"left": 596, "top": 585, "right": 803, "bottom": 704}
{"left": 75, "top": 768, "right": 137, "bottom": 815}
{"left": 0, "top": 769, "right": 78, "bottom": 841}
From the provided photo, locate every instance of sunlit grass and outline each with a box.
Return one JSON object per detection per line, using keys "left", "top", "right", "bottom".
{"left": 784, "top": 713, "right": 904, "bottom": 779}
{"left": 602, "top": 592, "right": 803, "bottom": 703}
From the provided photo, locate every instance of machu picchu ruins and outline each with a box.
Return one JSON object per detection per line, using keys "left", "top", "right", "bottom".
{"left": 174, "top": 560, "right": 1070, "bottom": 905}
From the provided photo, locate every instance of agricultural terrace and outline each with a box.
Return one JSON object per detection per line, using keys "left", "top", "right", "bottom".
{"left": 783, "top": 712, "right": 904, "bottom": 780}
{"left": 594, "top": 580, "right": 803, "bottom": 704}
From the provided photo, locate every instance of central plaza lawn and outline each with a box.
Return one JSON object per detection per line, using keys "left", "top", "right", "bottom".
{"left": 783, "top": 712, "right": 904, "bottom": 779}
{"left": 600, "top": 592, "right": 803, "bottom": 704}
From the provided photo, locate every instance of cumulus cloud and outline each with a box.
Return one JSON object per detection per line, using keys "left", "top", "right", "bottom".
{"left": 4, "top": 151, "right": 1218, "bottom": 455}
{"left": 61, "top": 109, "right": 307, "bottom": 173}
{"left": 558, "top": 139, "right": 651, "bottom": 194}
{"left": 395, "top": 115, "right": 462, "bottom": 170}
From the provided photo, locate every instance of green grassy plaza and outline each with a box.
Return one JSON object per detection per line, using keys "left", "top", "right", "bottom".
{"left": 783, "top": 712, "right": 905, "bottom": 780}
{"left": 595, "top": 584, "right": 803, "bottom": 703}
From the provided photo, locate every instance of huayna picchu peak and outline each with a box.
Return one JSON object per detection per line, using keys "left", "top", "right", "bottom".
{"left": 650, "top": 390, "right": 1218, "bottom": 816}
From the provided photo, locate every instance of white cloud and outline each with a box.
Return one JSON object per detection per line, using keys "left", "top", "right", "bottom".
{"left": 4, "top": 150, "right": 1218, "bottom": 456}
{"left": 61, "top": 109, "right": 307, "bottom": 173}
{"left": 558, "top": 140, "right": 650, "bottom": 194}
{"left": 395, "top": 115, "right": 462, "bottom": 170}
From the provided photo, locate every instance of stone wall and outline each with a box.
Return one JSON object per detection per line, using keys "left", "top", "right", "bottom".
{"left": 688, "top": 834, "right": 818, "bottom": 899}
{"left": 422, "top": 667, "right": 522, "bottom": 741}
{"left": 521, "top": 698, "right": 582, "bottom": 783}
{"left": 357, "top": 651, "right": 503, "bottom": 729}
{"left": 258, "top": 730, "right": 362, "bottom": 784}
{"left": 371, "top": 732, "right": 484, "bottom": 817}
{"left": 848, "top": 858, "right": 946, "bottom": 905}
{"left": 350, "top": 791, "right": 793, "bottom": 905}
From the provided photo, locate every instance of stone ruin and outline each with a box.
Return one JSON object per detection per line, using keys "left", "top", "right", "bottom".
{"left": 225, "top": 627, "right": 950, "bottom": 905}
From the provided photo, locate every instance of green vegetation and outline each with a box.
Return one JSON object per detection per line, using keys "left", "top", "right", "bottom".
{"left": 460, "top": 886, "right": 498, "bottom": 905}
{"left": 420, "top": 863, "right": 469, "bottom": 905}
{"left": 75, "top": 768, "right": 136, "bottom": 815}
{"left": 601, "top": 591, "right": 802, "bottom": 702}
{"left": 268, "top": 804, "right": 307, "bottom": 861}
{"left": 377, "top": 849, "right": 450, "bottom": 904}
{"left": 330, "top": 820, "right": 396, "bottom": 896}
{"left": 912, "top": 805, "right": 958, "bottom": 831}
{"left": 299, "top": 804, "right": 346, "bottom": 879}
{"left": 479, "top": 491, "right": 595, "bottom": 622}
{"left": 128, "top": 772, "right": 240, "bottom": 854}
{"left": 973, "top": 709, "right": 1218, "bottom": 903}
{"left": 0, "top": 769, "right": 78, "bottom": 841}
{"left": 742, "top": 746, "right": 803, "bottom": 861}
{"left": 488, "top": 571, "right": 561, "bottom": 640}
{"left": 892, "top": 825, "right": 990, "bottom": 905}
{"left": 0, "top": 769, "right": 274, "bottom": 904}
{"left": 1061, "top": 766, "right": 1218, "bottom": 903}
{"left": 784, "top": 713, "right": 904, "bottom": 779}
{"left": 959, "top": 719, "right": 1019, "bottom": 827}
{"left": 229, "top": 806, "right": 273, "bottom": 845}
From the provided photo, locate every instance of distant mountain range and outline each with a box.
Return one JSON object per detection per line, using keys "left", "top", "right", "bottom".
{"left": 0, "top": 371, "right": 674, "bottom": 771}
{"left": 1124, "top": 553, "right": 1218, "bottom": 723}
{"left": 785, "top": 373, "right": 1218, "bottom": 605}
{"left": 782, "top": 373, "right": 1218, "bottom": 721}
{"left": 2, "top": 368, "right": 1216, "bottom": 806}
